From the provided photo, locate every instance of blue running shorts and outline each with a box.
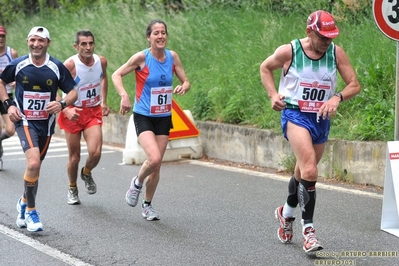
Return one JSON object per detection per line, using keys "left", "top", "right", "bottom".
{"left": 281, "top": 108, "right": 330, "bottom": 144}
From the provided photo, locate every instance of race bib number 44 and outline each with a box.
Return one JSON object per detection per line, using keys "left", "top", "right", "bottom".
{"left": 23, "top": 91, "right": 51, "bottom": 120}
{"left": 297, "top": 79, "right": 331, "bottom": 113}
{"left": 79, "top": 82, "right": 101, "bottom": 107}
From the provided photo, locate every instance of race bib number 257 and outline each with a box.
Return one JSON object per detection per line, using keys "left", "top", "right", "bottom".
{"left": 23, "top": 91, "right": 51, "bottom": 120}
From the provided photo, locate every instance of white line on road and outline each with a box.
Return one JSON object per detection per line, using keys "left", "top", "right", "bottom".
{"left": 0, "top": 136, "right": 119, "bottom": 265}
{"left": 0, "top": 224, "right": 93, "bottom": 266}
{"left": 188, "top": 160, "right": 383, "bottom": 199}
{"left": 5, "top": 150, "right": 116, "bottom": 161}
{"left": 0, "top": 158, "right": 381, "bottom": 266}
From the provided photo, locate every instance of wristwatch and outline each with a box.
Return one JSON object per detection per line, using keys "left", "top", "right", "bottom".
{"left": 334, "top": 92, "right": 343, "bottom": 102}
{"left": 58, "top": 100, "right": 67, "bottom": 110}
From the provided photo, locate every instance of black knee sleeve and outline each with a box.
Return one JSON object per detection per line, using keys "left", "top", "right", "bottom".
{"left": 298, "top": 179, "right": 316, "bottom": 222}
{"left": 24, "top": 179, "right": 39, "bottom": 208}
{"left": 286, "top": 176, "right": 299, "bottom": 207}
{"left": 298, "top": 183, "right": 309, "bottom": 212}
{"left": 288, "top": 176, "right": 298, "bottom": 196}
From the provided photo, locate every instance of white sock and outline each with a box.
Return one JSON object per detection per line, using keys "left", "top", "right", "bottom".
{"left": 134, "top": 177, "right": 142, "bottom": 188}
{"left": 282, "top": 202, "right": 295, "bottom": 218}
{"left": 301, "top": 220, "right": 314, "bottom": 231}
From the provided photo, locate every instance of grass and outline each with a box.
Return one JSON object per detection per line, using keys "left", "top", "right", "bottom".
{"left": 4, "top": 3, "right": 396, "bottom": 141}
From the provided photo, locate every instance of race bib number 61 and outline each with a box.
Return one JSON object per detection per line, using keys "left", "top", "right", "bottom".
{"left": 150, "top": 86, "right": 173, "bottom": 115}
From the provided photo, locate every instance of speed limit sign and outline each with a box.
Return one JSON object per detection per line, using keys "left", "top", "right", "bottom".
{"left": 374, "top": 1, "right": 399, "bottom": 141}
{"left": 373, "top": 0, "right": 399, "bottom": 41}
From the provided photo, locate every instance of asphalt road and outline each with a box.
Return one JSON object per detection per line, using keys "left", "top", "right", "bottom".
{"left": 0, "top": 136, "right": 398, "bottom": 266}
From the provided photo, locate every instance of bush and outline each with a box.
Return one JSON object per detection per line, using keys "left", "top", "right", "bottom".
{"left": 5, "top": 1, "right": 395, "bottom": 141}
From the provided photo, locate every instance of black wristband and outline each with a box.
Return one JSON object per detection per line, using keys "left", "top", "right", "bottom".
{"left": 3, "top": 99, "right": 13, "bottom": 111}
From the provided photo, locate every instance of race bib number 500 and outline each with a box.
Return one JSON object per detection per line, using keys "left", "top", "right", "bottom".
{"left": 296, "top": 79, "right": 331, "bottom": 113}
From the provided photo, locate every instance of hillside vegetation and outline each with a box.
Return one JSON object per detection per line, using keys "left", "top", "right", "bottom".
{"left": 2, "top": 0, "right": 395, "bottom": 141}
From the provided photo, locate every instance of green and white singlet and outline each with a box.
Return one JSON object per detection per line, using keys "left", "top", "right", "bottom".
{"left": 279, "top": 39, "right": 338, "bottom": 113}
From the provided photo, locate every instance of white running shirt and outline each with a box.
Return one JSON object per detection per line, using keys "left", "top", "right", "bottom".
{"left": 279, "top": 39, "right": 338, "bottom": 113}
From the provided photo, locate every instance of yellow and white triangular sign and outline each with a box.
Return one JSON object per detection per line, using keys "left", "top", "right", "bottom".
{"left": 169, "top": 99, "right": 200, "bottom": 140}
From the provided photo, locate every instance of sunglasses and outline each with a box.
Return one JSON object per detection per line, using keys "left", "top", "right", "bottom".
{"left": 312, "top": 30, "right": 332, "bottom": 43}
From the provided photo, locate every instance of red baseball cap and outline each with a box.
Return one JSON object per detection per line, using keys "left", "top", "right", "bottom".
{"left": 0, "top": 26, "right": 6, "bottom": 35}
{"left": 307, "top": 10, "right": 339, "bottom": 39}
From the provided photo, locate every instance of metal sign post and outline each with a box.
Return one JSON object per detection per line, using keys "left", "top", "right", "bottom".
{"left": 397, "top": 44, "right": 399, "bottom": 140}
{"left": 373, "top": 0, "right": 399, "bottom": 237}
{"left": 373, "top": 0, "right": 399, "bottom": 140}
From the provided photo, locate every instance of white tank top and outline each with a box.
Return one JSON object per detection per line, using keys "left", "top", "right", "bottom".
{"left": 0, "top": 46, "right": 14, "bottom": 94}
{"left": 72, "top": 54, "right": 103, "bottom": 107}
{"left": 279, "top": 39, "right": 338, "bottom": 113}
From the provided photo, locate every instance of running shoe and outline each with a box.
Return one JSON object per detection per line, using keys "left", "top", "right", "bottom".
{"left": 302, "top": 226, "right": 323, "bottom": 253}
{"left": 81, "top": 167, "right": 97, "bottom": 194}
{"left": 142, "top": 203, "right": 160, "bottom": 221}
{"left": 25, "top": 210, "right": 43, "bottom": 232}
{"left": 125, "top": 176, "right": 142, "bottom": 207}
{"left": 67, "top": 187, "right": 81, "bottom": 205}
{"left": 275, "top": 206, "right": 295, "bottom": 243}
{"left": 16, "top": 197, "right": 27, "bottom": 228}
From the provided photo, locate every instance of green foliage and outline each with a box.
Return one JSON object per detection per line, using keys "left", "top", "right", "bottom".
{"left": 57, "top": 0, "right": 97, "bottom": 13}
{"left": 269, "top": 0, "right": 333, "bottom": 15}
{"left": 189, "top": 89, "right": 212, "bottom": 121}
{"left": 0, "top": 0, "right": 374, "bottom": 24}
{"left": 4, "top": 1, "right": 397, "bottom": 141}
{"left": 278, "top": 153, "right": 296, "bottom": 174}
{"left": 348, "top": 62, "right": 395, "bottom": 141}
{"left": 0, "top": 1, "right": 24, "bottom": 25}
{"left": 332, "top": 0, "right": 373, "bottom": 21}
{"left": 331, "top": 164, "right": 354, "bottom": 183}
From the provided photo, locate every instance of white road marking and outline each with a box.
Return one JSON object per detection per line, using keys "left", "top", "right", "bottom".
{"left": 0, "top": 224, "right": 93, "bottom": 266}
{"left": 1, "top": 137, "right": 382, "bottom": 265}
{"left": 0, "top": 136, "right": 116, "bottom": 265}
{"left": 187, "top": 160, "right": 383, "bottom": 199}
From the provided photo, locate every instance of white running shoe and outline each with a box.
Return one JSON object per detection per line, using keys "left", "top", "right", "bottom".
{"left": 125, "top": 176, "right": 142, "bottom": 207}
{"left": 67, "top": 187, "right": 81, "bottom": 205}
{"left": 141, "top": 203, "right": 160, "bottom": 221}
{"left": 81, "top": 167, "right": 97, "bottom": 194}
{"left": 302, "top": 226, "right": 323, "bottom": 253}
{"left": 16, "top": 197, "right": 27, "bottom": 228}
{"left": 25, "top": 210, "right": 43, "bottom": 232}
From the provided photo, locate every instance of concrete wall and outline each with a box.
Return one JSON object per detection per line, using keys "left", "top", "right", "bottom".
{"left": 56, "top": 113, "right": 388, "bottom": 187}
{"left": 197, "top": 121, "right": 387, "bottom": 188}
